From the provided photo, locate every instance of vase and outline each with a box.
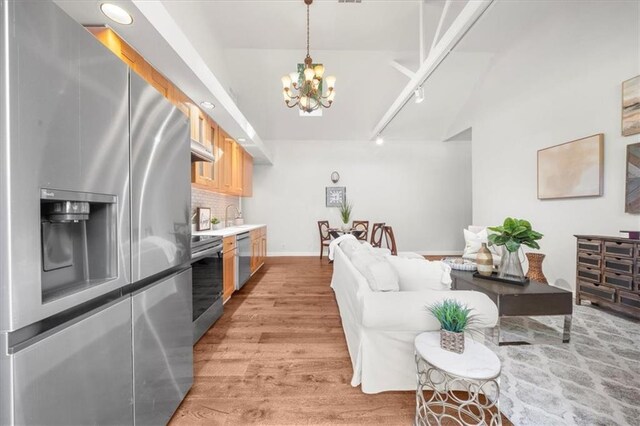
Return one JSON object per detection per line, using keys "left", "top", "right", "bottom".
{"left": 341, "top": 223, "right": 350, "bottom": 232}
{"left": 526, "top": 253, "right": 548, "bottom": 284}
{"left": 440, "top": 329, "right": 465, "bottom": 354}
{"left": 498, "top": 247, "right": 525, "bottom": 281}
{"left": 476, "top": 243, "right": 494, "bottom": 276}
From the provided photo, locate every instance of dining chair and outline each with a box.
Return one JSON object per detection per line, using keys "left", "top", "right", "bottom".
{"left": 370, "top": 223, "right": 385, "bottom": 248}
{"left": 383, "top": 225, "right": 398, "bottom": 256}
{"left": 352, "top": 220, "right": 369, "bottom": 242}
{"left": 317, "top": 220, "right": 331, "bottom": 259}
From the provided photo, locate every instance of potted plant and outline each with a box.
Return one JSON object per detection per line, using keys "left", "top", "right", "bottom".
{"left": 211, "top": 217, "right": 223, "bottom": 230}
{"left": 488, "top": 217, "right": 543, "bottom": 282}
{"left": 339, "top": 200, "right": 353, "bottom": 231}
{"left": 428, "top": 299, "right": 475, "bottom": 354}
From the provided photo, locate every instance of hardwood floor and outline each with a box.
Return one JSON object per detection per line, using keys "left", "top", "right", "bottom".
{"left": 170, "top": 257, "right": 510, "bottom": 425}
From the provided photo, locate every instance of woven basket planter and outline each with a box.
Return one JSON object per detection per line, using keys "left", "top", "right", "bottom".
{"left": 440, "top": 329, "right": 465, "bottom": 354}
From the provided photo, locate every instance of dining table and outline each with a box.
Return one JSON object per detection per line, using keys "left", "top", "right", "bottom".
{"left": 328, "top": 228, "right": 365, "bottom": 240}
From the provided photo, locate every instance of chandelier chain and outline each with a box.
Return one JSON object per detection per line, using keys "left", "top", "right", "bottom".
{"left": 306, "top": 3, "right": 310, "bottom": 58}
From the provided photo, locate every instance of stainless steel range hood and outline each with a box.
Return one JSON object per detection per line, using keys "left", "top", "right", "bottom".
{"left": 190, "top": 139, "right": 214, "bottom": 163}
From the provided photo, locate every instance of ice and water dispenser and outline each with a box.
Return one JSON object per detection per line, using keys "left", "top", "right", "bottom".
{"left": 40, "top": 189, "right": 118, "bottom": 302}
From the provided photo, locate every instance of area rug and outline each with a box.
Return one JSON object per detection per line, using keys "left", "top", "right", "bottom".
{"left": 485, "top": 303, "right": 640, "bottom": 426}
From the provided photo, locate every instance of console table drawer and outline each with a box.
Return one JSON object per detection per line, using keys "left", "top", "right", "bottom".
{"left": 577, "top": 239, "right": 602, "bottom": 254}
{"left": 603, "top": 273, "right": 634, "bottom": 291}
{"left": 619, "top": 291, "right": 640, "bottom": 314}
{"left": 577, "top": 252, "right": 602, "bottom": 268}
{"left": 604, "top": 257, "right": 634, "bottom": 274}
{"left": 604, "top": 241, "right": 634, "bottom": 258}
{"left": 579, "top": 281, "right": 615, "bottom": 302}
{"left": 577, "top": 267, "right": 601, "bottom": 284}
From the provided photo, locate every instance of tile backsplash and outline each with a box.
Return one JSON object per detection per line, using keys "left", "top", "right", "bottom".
{"left": 191, "top": 187, "right": 240, "bottom": 226}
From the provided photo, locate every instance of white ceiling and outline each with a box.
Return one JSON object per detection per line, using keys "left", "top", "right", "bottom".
{"left": 54, "top": 0, "right": 558, "bottom": 145}
{"left": 161, "top": 0, "right": 470, "bottom": 141}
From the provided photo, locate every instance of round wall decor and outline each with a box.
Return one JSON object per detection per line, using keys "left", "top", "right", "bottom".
{"left": 331, "top": 171, "right": 340, "bottom": 183}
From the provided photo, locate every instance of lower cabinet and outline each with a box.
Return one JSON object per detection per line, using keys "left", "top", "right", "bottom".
{"left": 250, "top": 227, "right": 267, "bottom": 274}
{"left": 132, "top": 268, "right": 193, "bottom": 426}
{"left": 223, "top": 236, "right": 237, "bottom": 302}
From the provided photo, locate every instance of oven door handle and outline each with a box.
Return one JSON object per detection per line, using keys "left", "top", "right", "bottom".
{"left": 191, "top": 244, "right": 223, "bottom": 263}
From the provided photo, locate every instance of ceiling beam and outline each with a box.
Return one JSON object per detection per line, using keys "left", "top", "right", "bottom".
{"left": 419, "top": 0, "right": 425, "bottom": 64}
{"left": 370, "top": 0, "right": 494, "bottom": 140}
{"left": 430, "top": 0, "right": 452, "bottom": 55}
{"left": 389, "top": 60, "right": 416, "bottom": 79}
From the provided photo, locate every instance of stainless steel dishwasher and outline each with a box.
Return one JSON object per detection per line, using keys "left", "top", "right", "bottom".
{"left": 236, "top": 232, "right": 252, "bottom": 290}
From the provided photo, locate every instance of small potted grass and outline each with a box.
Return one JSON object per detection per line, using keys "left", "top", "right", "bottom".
{"left": 428, "top": 299, "right": 476, "bottom": 354}
{"left": 211, "top": 217, "right": 223, "bottom": 230}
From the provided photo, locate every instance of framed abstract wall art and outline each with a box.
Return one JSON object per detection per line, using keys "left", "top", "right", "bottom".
{"left": 537, "top": 134, "right": 604, "bottom": 200}
{"left": 622, "top": 75, "right": 640, "bottom": 136}
{"left": 626, "top": 142, "right": 640, "bottom": 213}
{"left": 326, "top": 186, "right": 346, "bottom": 207}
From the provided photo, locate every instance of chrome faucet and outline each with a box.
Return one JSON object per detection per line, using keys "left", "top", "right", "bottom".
{"left": 225, "top": 204, "right": 239, "bottom": 227}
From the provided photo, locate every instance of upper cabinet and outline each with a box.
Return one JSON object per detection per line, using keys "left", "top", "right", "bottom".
{"left": 87, "top": 26, "right": 253, "bottom": 197}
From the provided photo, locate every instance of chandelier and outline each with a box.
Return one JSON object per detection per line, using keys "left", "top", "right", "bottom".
{"left": 281, "top": 0, "right": 336, "bottom": 113}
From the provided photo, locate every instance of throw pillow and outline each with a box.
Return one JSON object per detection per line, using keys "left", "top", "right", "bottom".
{"left": 351, "top": 251, "right": 399, "bottom": 292}
{"left": 360, "top": 242, "right": 392, "bottom": 257}
{"left": 462, "top": 228, "right": 501, "bottom": 263}
{"left": 386, "top": 256, "right": 450, "bottom": 292}
{"left": 340, "top": 239, "right": 362, "bottom": 259}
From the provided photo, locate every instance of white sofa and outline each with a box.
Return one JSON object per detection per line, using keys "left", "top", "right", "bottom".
{"left": 330, "top": 243, "right": 499, "bottom": 394}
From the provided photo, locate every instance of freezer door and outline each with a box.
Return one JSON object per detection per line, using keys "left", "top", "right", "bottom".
{"left": 0, "top": 0, "right": 131, "bottom": 332}
{"left": 132, "top": 268, "right": 193, "bottom": 425}
{"left": 130, "top": 73, "right": 191, "bottom": 282}
{"left": 10, "top": 298, "right": 133, "bottom": 426}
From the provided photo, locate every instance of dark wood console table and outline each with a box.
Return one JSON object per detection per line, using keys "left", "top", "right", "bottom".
{"left": 575, "top": 235, "right": 639, "bottom": 319}
{"left": 451, "top": 271, "right": 573, "bottom": 345}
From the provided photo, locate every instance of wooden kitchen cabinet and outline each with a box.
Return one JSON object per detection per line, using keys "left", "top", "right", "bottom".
{"left": 250, "top": 227, "right": 267, "bottom": 274}
{"left": 219, "top": 130, "right": 234, "bottom": 192}
{"left": 242, "top": 149, "right": 253, "bottom": 197}
{"left": 223, "top": 236, "right": 236, "bottom": 303}
{"left": 192, "top": 117, "right": 219, "bottom": 190}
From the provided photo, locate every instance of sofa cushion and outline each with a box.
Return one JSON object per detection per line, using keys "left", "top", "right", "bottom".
{"left": 386, "top": 256, "right": 450, "bottom": 291}
{"left": 360, "top": 241, "right": 392, "bottom": 257}
{"left": 351, "top": 251, "right": 399, "bottom": 292}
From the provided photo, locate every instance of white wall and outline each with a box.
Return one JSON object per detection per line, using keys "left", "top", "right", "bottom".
{"left": 243, "top": 139, "right": 472, "bottom": 255}
{"left": 469, "top": 1, "right": 640, "bottom": 290}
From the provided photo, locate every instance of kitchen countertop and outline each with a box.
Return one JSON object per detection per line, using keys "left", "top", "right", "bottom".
{"left": 193, "top": 224, "right": 266, "bottom": 238}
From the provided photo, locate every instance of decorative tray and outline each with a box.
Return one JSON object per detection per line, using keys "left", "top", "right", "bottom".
{"left": 472, "top": 271, "right": 529, "bottom": 286}
{"left": 442, "top": 258, "right": 477, "bottom": 271}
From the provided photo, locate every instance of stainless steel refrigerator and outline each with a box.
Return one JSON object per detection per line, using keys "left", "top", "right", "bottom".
{"left": 0, "top": 1, "right": 192, "bottom": 424}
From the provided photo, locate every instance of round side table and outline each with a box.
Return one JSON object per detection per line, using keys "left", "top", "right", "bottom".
{"left": 414, "top": 332, "right": 502, "bottom": 426}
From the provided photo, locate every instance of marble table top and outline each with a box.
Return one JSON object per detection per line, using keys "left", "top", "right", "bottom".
{"left": 415, "top": 331, "right": 501, "bottom": 380}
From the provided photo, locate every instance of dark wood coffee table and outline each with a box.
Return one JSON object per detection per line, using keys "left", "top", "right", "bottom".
{"left": 451, "top": 271, "right": 573, "bottom": 345}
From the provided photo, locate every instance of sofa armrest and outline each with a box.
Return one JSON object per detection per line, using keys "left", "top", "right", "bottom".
{"left": 361, "top": 290, "right": 498, "bottom": 332}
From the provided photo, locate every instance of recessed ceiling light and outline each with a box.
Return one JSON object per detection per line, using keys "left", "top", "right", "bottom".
{"left": 237, "top": 138, "right": 246, "bottom": 142}
{"left": 375, "top": 136, "right": 384, "bottom": 145}
{"left": 200, "top": 101, "right": 215, "bottom": 109}
{"left": 100, "top": 3, "right": 133, "bottom": 25}
{"left": 414, "top": 86, "right": 424, "bottom": 104}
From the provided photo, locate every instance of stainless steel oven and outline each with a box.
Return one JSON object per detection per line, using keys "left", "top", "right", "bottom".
{"left": 191, "top": 235, "right": 224, "bottom": 344}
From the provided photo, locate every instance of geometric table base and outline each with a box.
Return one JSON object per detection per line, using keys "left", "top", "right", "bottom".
{"left": 415, "top": 354, "right": 502, "bottom": 426}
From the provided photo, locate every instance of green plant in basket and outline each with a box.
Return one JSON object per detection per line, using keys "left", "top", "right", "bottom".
{"left": 339, "top": 200, "right": 353, "bottom": 225}
{"left": 487, "top": 217, "right": 543, "bottom": 253}
{"left": 428, "top": 299, "right": 476, "bottom": 333}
